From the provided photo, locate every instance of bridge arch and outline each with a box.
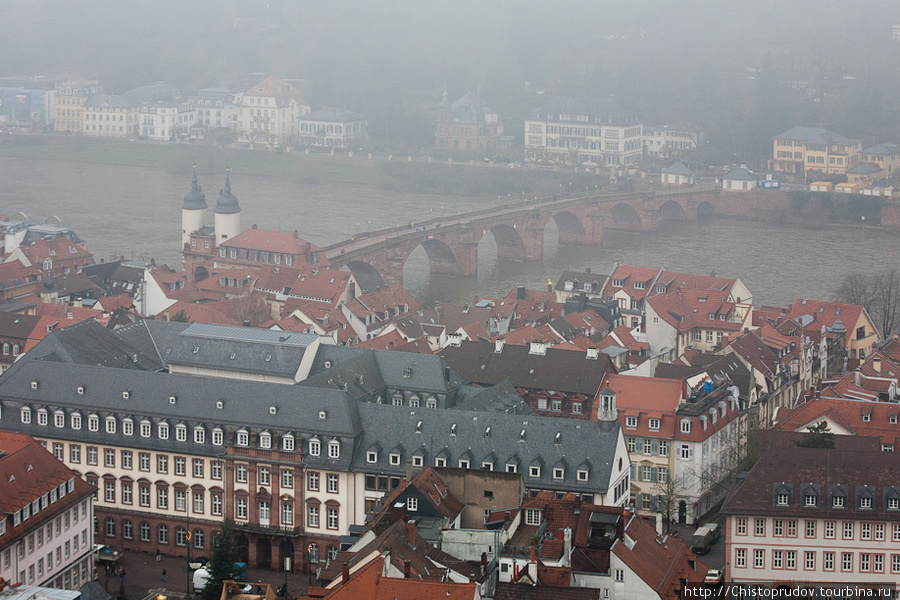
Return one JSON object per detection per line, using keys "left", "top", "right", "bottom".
{"left": 193, "top": 265, "right": 209, "bottom": 282}
{"left": 697, "top": 201, "right": 714, "bottom": 220}
{"left": 344, "top": 260, "right": 387, "bottom": 290}
{"left": 485, "top": 223, "right": 526, "bottom": 261}
{"left": 414, "top": 238, "right": 460, "bottom": 276}
{"left": 610, "top": 203, "right": 642, "bottom": 230}
{"left": 550, "top": 210, "right": 588, "bottom": 245}
{"left": 658, "top": 200, "right": 687, "bottom": 222}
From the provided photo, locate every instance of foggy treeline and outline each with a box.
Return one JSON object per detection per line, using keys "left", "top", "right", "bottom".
{"left": 3, "top": 0, "right": 899, "bottom": 162}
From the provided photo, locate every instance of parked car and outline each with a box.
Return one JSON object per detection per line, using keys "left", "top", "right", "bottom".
{"left": 705, "top": 569, "right": 723, "bottom": 585}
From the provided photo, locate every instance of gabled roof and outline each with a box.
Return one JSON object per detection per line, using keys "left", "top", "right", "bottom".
{"left": 371, "top": 466, "right": 464, "bottom": 526}
{"left": 861, "top": 142, "right": 899, "bottom": 156}
{"left": 646, "top": 288, "right": 744, "bottom": 333}
{"left": 441, "top": 340, "right": 616, "bottom": 396}
{"left": 723, "top": 166, "right": 753, "bottom": 180}
{"left": 244, "top": 75, "right": 306, "bottom": 108}
{"left": 605, "top": 374, "right": 685, "bottom": 437}
{"left": 220, "top": 227, "right": 325, "bottom": 257}
{"left": 661, "top": 161, "right": 693, "bottom": 176}
{"left": 303, "top": 107, "right": 365, "bottom": 123}
{"left": 784, "top": 298, "right": 869, "bottom": 341}
{"left": 774, "top": 127, "right": 860, "bottom": 146}
{"left": 16, "top": 237, "right": 93, "bottom": 265}
{"left": 775, "top": 395, "right": 900, "bottom": 446}
{"left": 24, "top": 318, "right": 163, "bottom": 370}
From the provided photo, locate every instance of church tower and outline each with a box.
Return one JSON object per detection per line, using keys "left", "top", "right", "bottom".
{"left": 213, "top": 169, "right": 241, "bottom": 246}
{"left": 181, "top": 166, "right": 207, "bottom": 249}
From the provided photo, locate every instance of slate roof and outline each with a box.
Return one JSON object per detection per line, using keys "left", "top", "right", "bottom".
{"left": 662, "top": 161, "right": 693, "bottom": 176}
{"left": 453, "top": 380, "right": 532, "bottom": 414}
{"left": 0, "top": 312, "right": 42, "bottom": 339}
{"left": 83, "top": 94, "right": 137, "bottom": 109}
{"left": 161, "top": 322, "right": 319, "bottom": 378}
{"left": 0, "top": 357, "right": 362, "bottom": 469}
{"left": 440, "top": 340, "right": 616, "bottom": 396}
{"left": 861, "top": 142, "right": 899, "bottom": 156}
{"left": 847, "top": 162, "right": 882, "bottom": 175}
{"left": 352, "top": 403, "right": 621, "bottom": 495}
{"left": 723, "top": 166, "right": 753, "bottom": 181}
{"left": 25, "top": 319, "right": 164, "bottom": 370}
{"left": 722, "top": 434, "right": 900, "bottom": 518}
{"left": 774, "top": 126, "right": 860, "bottom": 146}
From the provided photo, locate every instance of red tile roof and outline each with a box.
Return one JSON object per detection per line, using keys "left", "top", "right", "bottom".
{"left": 604, "top": 373, "right": 686, "bottom": 438}
{"left": 775, "top": 395, "right": 900, "bottom": 447}
{"left": 358, "top": 329, "right": 406, "bottom": 350}
{"left": 308, "top": 554, "right": 476, "bottom": 600}
{"left": 221, "top": 226, "right": 325, "bottom": 256}
{"left": 647, "top": 288, "right": 746, "bottom": 333}
{"left": 16, "top": 237, "right": 93, "bottom": 266}
{"left": 602, "top": 265, "right": 662, "bottom": 300}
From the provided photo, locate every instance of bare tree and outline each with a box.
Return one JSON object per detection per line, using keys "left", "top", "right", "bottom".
{"left": 836, "top": 269, "right": 900, "bottom": 337}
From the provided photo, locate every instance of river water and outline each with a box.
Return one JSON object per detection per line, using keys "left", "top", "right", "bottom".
{"left": 2, "top": 155, "right": 896, "bottom": 309}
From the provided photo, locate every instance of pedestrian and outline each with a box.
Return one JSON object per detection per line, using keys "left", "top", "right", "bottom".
{"left": 162, "top": 568, "right": 167, "bottom": 582}
{"left": 156, "top": 548, "right": 161, "bottom": 562}
{"left": 121, "top": 570, "right": 127, "bottom": 584}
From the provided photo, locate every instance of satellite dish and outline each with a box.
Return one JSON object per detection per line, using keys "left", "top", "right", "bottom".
{"left": 45, "top": 215, "right": 61, "bottom": 226}
{"left": 13, "top": 212, "right": 27, "bottom": 221}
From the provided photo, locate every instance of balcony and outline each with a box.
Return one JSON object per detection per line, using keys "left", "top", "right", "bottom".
{"left": 233, "top": 522, "right": 301, "bottom": 538}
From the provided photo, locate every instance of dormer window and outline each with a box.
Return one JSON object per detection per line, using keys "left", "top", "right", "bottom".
{"left": 862, "top": 413, "right": 871, "bottom": 422}
{"left": 213, "top": 428, "right": 224, "bottom": 446}
{"left": 833, "top": 496, "right": 845, "bottom": 508}
{"left": 328, "top": 440, "right": 340, "bottom": 459}
{"left": 577, "top": 469, "right": 589, "bottom": 481}
{"left": 860, "top": 497, "right": 872, "bottom": 509}
{"left": 680, "top": 419, "right": 691, "bottom": 434}
{"left": 389, "top": 453, "right": 401, "bottom": 466}
{"left": 366, "top": 451, "right": 378, "bottom": 464}
{"left": 611, "top": 278, "right": 624, "bottom": 287}
{"left": 777, "top": 494, "right": 789, "bottom": 506}
{"left": 236, "top": 430, "right": 249, "bottom": 447}
{"left": 259, "top": 431, "right": 271, "bottom": 449}
{"left": 625, "top": 416, "right": 637, "bottom": 429}
{"left": 281, "top": 434, "right": 294, "bottom": 451}
{"left": 553, "top": 467, "right": 565, "bottom": 480}
{"left": 649, "top": 418, "right": 660, "bottom": 431}
{"left": 194, "top": 426, "right": 205, "bottom": 444}
{"left": 890, "top": 415, "right": 898, "bottom": 425}
{"left": 529, "top": 466, "right": 541, "bottom": 478}
{"left": 805, "top": 495, "right": 817, "bottom": 507}
{"left": 633, "top": 281, "right": 645, "bottom": 290}
{"left": 175, "top": 424, "right": 187, "bottom": 442}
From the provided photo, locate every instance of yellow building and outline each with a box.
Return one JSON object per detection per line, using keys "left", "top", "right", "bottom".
{"left": 82, "top": 94, "right": 140, "bottom": 138}
{"left": 772, "top": 127, "right": 862, "bottom": 177}
{"left": 53, "top": 80, "right": 103, "bottom": 133}
{"left": 236, "top": 76, "right": 309, "bottom": 147}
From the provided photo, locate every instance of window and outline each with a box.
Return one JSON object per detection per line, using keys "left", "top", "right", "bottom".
{"left": 627, "top": 437, "right": 636, "bottom": 453}
{"left": 308, "top": 506, "right": 319, "bottom": 528}
{"left": 328, "top": 440, "right": 340, "bottom": 458}
{"left": 282, "top": 435, "right": 294, "bottom": 451}
{"left": 327, "top": 474, "right": 338, "bottom": 493}
{"left": 736, "top": 518, "right": 747, "bottom": 535}
{"left": 777, "top": 493, "right": 789, "bottom": 506}
{"left": 786, "top": 551, "right": 796, "bottom": 570}
{"left": 843, "top": 522, "right": 853, "bottom": 539}
{"left": 140, "top": 421, "right": 151, "bottom": 438}
{"left": 649, "top": 418, "right": 660, "bottom": 431}
{"left": 615, "top": 569, "right": 624, "bottom": 582}
{"left": 158, "top": 524, "right": 168, "bottom": 545}
{"left": 175, "top": 425, "right": 187, "bottom": 442}
{"left": 87, "top": 447, "right": 97, "bottom": 465}
{"left": 825, "top": 521, "right": 835, "bottom": 539}
{"left": 680, "top": 420, "right": 691, "bottom": 433}
{"left": 212, "top": 494, "right": 222, "bottom": 516}
{"left": 625, "top": 416, "right": 637, "bottom": 428}
{"left": 735, "top": 548, "right": 746, "bottom": 568}
{"left": 87, "top": 415, "right": 99, "bottom": 431}
{"left": 212, "top": 461, "right": 222, "bottom": 480}
{"left": 259, "top": 431, "right": 271, "bottom": 449}
{"left": 236, "top": 430, "right": 249, "bottom": 446}
{"left": 193, "top": 459, "right": 204, "bottom": 478}
{"left": 139, "top": 453, "right": 150, "bottom": 471}
{"left": 833, "top": 495, "right": 845, "bottom": 508}
{"left": 308, "top": 472, "right": 319, "bottom": 491}
{"left": 194, "top": 427, "right": 205, "bottom": 444}
{"left": 105, "top": 449, "right": 116, "bottom": 468}
{"left": 680, "top": 445, "right": 691, "bottom": 460}
{"left": 804, "top": 494, "right": 817, "bottom": 507}
{"left": 755, "top": 518, "right": 765, "bottom": 536}
{"left": 281, "top": 470, "right": 293, "bottom": 489}
{"left": 158, "top": 423, "right": 169, "bottom": 439}
{"left": 175, "top": 490, "right": 186, "bottom": 511}
{"left": 773, "top": 550, "right": 783, "bottom": 569}
{"left": 774, "top": 520, "right": 783, "bottom": 536}
{"left": 754, "top": 549, "right": 765, "bottom": 569}
{"left": 123, "top": 520, "right": 133, "bottom": 540}
{"left": 140, "top": 522, "right": 151, "bottom": 542}
{"left": 122, "top": 419, "right": 132, "bottom": 436}
{"left": 139, "top": 485, "right": 150, "bottom": 507}
{"left": 259, "top": 467, "right": 270, "bottom": 485}
{"left": 105, "top": 482, "right": 115, "bottom": 503}
{"left": 659, "top": 441, "right": 669, "bottom": 456}
{"left": 805, "top": 551, "right": 815, "bottom": 570}
{"left": 309, "top": 439, "right": 320, "bottom": 456}
{"left": 105, "top": 417, "right": 116, "bottom": 434}
{"left": 861, "top": 497, "right": 872, "bottom": 509}
{"left": 327, "top": 508, "right": 338, "bottom": 529}
{"left": 407, "top": 497, "right": 418, "bottom": 512}
{"left": 805, "top": 520, "right": 815, "bottom": 538}
{"left": 875, "top": 523, "right": 884, "bottom": 540}
{"left": 235, "top": 464, "right": 246, "bottom": 482}
{"left": 175, "top": 457, "right": 186, "bottom": 476}
{"left": 20, "top": 407, "right": 31, "bottom": 424}
{"left": 157, "top": 487, "right": 168, "bottom": 509}
{"left": 861, "top": 522, "right": 871, "bottom": 540}
{"left": 842, "top": 552, "right": 852, "bottom": 571}
{"left": 366, "top": 451, "right": 377, "bottom": 464}
{"left": 236, "top": 498, "right": 247, "bottom": 520}
{"left": 194, "top": 492, "right": 204, "bottom": 513}
{"left": 157, "top": 455, "right": 168, "bottom": 473}
{"left": 529, "top": 466, "right": 541, "bottom": 478}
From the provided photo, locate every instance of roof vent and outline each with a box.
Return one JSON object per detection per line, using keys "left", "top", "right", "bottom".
{"left": 555, "top": 432, "right": 561, "bottom": 444}
{"left": 265, "top": 355, "right": 272, "bottom": 362}
{"left": 324, "top": 360, "right": 332, "bottom": 369}
{"left": 122, "top": 390, "right": 130, "bottom": 400}
{"left": 169, "top": 396, "right": 177, "bottom": 405}
{"left": 450, "top": 424, "right": 457, "bottom": 436}
{"left": 318, "top": 411, "right": 327, "bottom": 420}
{"left": 31, "top": 381, "right": 38, "bottom": 390}
{"left": 216, "top": 401, "right": 224, "bottom": 410}
{"left": 269, "top": 406, "right": 277, "bottom": 415}
{"left": 416, "top": 420, "right": 422, "bottom": 432}
{"left": 77, "top": 386, "right": 84, "bottom": 395}
{"left": 193, "top": 346, "right": 199, "bottom": 354}
{"left": 230, "top": 352, "right": 236, "bottom": 360}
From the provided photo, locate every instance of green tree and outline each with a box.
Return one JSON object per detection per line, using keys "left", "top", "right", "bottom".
{"left": 201, "top": 520, "right": 240, "bottom": 600}
{"left": 795, "top": 421, "right": 835, "bottom": 449}
{"left": 171, "top": 310, "right": 190, "bottom": 323}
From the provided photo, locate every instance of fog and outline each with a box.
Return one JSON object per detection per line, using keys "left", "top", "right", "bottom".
{"left": 2, "top": 0, "right": 899, "bottom": 162}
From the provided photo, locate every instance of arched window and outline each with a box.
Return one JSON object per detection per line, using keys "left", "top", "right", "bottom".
{"left": 259, "top": 431, "right": 271, "bottom": 449}
{"left": 282, "top": 434, "right": 295, "bottom": 452}
{"left": 236, "top": 429, "right": 249, "bottom": 446}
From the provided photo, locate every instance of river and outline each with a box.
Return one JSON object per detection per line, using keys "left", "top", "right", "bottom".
{"left": 2, "top": 155, "right": 896, "bottom": 309}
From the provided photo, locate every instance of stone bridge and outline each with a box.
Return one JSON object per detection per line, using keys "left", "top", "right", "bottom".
{"left": 323, "top": 186, "right": 718, "bottom": 287}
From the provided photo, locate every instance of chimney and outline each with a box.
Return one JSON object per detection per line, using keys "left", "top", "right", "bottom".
{"left": 481, "top": 552, "right": 488, "bottom": 575}
{"left": 874, "top": 356, "right": 882, "bottom": 375}
{"left": 854, "top": 368, "right": 860, "bottom": 386}
{"left": 517, "top": 286, "right": 526, "bottom": 300}
{"left": 408, "top": 519, "right": 416, "bottom": 549}
{"left": 562, "top": 528, "right": 572, "bottom": 568}
{"left": 655, "top": 513, "right": 663, "bottom": 536}
{"left": 494, "top": 338, "right": 505, "bottom": 353}
{"left": 527, "top": 547, "right": 538, "bottom": 583}
{"left": 341, "top": 563, "right": 350, "bottom": 584}
{"left": 406, "top": 458, "right": 413, "bottom": 481}
{"left": 586, "top": 347, "right": 599, "bottom": 360}
{"left": 547, "top": 279, "right": 553, "bottom": 293}
{"left": 403, "top": 560, "right": 411, "bottom": 579}
{"left": 252, "top": 224, "right": 258, "bottom": 229}
{"left": 444, "top": 366, "right": 451, "bottom": 383}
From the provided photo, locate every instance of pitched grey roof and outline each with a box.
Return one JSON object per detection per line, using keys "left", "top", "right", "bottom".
{"left": 861, "top": 142, "right": 899, "bottom": 156}
{"left": 302, "top": 107, "right": 365, "bottom": 123}
{"left": 352, "top": 404, "right": 621, "bottom": 494}
{"left": 84, "top": 94, "right": 137, "bottom": 109}
{"left": 454, "top": 380, "right": 533, "bottom": 414}
{"left": 214, "top": 173, "right": 240, "bottom": 214}
{"left": 154, "top": 323, "right": 319, "bottom": 378}
{"left": 0, "top": 358, "right": 362, "bottom": 469}
{"left": 662, "top": 161, "right": 693, "bottom": 176}
{"left": 724, "top": 166, "right": 753, "bottom": 180}
{"left": 27, "top": 319, "right": 164, "bottom": 371}
{"left": 773, "top": 127, "right": 859, "bottom": 146}
{"left": 847, "top": 162, "right": 882, "bottom": 174}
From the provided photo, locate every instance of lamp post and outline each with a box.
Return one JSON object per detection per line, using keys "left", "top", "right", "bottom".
{"left": 281, "top": 493, "right": 291, "bottom": 598}
{"left": 186, "top": 493, "right": 192, "bottom": 597}
{"left": 306, "top": 544, "right": 313, "bottom": 588}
